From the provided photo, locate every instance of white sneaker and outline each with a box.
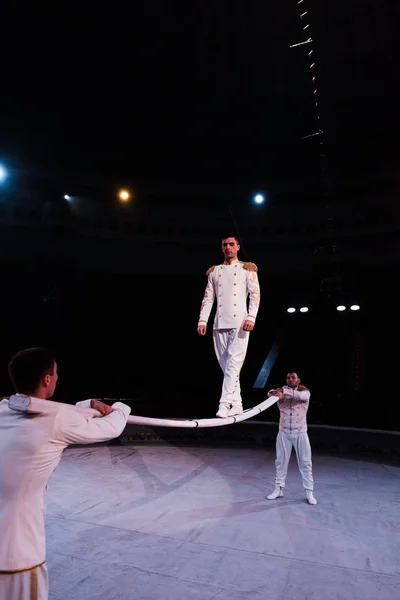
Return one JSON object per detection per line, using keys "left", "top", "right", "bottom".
{"left": 228, "top": 406, "right": 243, "bottom": 417}
{"left": 216, "top": 405, "right": 229, "bottom": 418}
{"left": 267, "top": 486, "right": 283, "bottom": 500}
{"left": 306, "top": 489, "right": 317, "bottom": 505}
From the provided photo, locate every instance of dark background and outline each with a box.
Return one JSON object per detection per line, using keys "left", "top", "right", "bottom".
{"left": 0, "top": 249, "right": 397, "bottom": 431}
{"left": 0, "top": 1, "right": 399, "bottom": 430}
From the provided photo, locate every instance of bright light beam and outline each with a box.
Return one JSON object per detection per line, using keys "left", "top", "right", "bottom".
{"left": 0, "top": 165, "right": 8, "bottom": 183}
{"left": 118, "top": 189, "right": 131, "bottom": 202}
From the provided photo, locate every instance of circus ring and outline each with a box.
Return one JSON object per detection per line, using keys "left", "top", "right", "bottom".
{"left": 3, "top": 394, "right": 400, "bottom": 600}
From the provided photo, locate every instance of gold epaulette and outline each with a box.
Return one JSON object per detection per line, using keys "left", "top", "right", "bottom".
{"left": 298, "top": 385, "right": 309, "bottom": 392}
{"left": 241, "top": 261, "right": 258, "bottom": 272}
{"left": 206, "top": 265, "right": 216, "bottom": 276}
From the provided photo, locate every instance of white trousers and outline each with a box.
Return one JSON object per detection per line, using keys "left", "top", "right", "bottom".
{"left": 275, "top": 430, "right": 314, "bottom": 490}
{"left": 213, "top": 328, "right": 249, "bottom": 408}
{"left": 0, "top": 563, "right": 48, "bottom": 600}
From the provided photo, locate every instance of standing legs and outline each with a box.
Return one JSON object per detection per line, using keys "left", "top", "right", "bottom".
{"left": 274, "top": 431, "right": 293, "bottom": 488}
{"left": 213, "top": 328, "right": 249, "bottom": 417}
{"left": 294, "top": 432, "right": 317, "bottom": 503}
{"left": 268, "top": 431, "right": 317, "bottom": 504}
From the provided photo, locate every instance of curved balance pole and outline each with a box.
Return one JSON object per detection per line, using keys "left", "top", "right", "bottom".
{"left": 5, "top": 394, "right": 279, "bottom": 429}
{"left": 125, "top": 396, "right": 279, "bottom": 428}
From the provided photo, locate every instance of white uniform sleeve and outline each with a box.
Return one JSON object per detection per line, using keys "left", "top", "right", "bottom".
{"left": 246, "top": 270, "right": 260, "bottom": 323}
{"left": 75, "top": 399, "right": 92, "bottom": 408}
{"left": 75, "top": 399, "right": 102, "bottom": 416}
{"left": 198, "top": 273, "right": 215, "bottom": 326}
{"left": 291, "top": 389, "right": 310, "bottom": 403}
{"left": 53, "top": 402, "right": 131, "bottom": 446}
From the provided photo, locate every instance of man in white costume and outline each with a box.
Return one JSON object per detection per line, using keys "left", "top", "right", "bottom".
{"left": 197, "top": 234, "right": 260, "bottom": 418}
{"left": 0, "top": 348, "right": 131, "bottom": 600}
{"left": 266, "top": 372, "right": 317, "bottom": 505}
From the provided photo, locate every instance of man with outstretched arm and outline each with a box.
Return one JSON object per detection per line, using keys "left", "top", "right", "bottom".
{"left": 0, "top": 347, "right": 131, "bottom": 600}
{"left": 266, "top": 372, "right": 317, "bottom": 505}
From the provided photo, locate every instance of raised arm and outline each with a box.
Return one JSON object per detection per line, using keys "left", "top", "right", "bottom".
{"left": 53, "top": 401, "right": 131, "bottom": 446}
{"left": 288, "top": 386, "right": 310, "bottom": 403}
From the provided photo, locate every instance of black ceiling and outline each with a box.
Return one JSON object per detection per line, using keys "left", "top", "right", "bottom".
{"left": 0, "top": 1, "right": 398, "bottom": 204}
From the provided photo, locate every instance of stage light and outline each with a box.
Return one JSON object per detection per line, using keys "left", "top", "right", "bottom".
{"left": 118, "top": 189, "right": 130, "bottom": 202}
{"left": 336, "top": 305, "right": 346, "bottom": 312}
{"left": 350, "top": 304, "right": 360, "bottom": 311}
{"left": 287, "top": 307, "right": 296, "bottom": 313}
{"left": 300, "top": 306, "right": 309, "bottom": 313}
{"left": 254, "top": 194, "right": 264, "bottom": 204}
{"left": 64, "top": 195, "right": 72, "bottom": 201}
{"left": 0, "top": 164, "right": 8, "bottom": 183}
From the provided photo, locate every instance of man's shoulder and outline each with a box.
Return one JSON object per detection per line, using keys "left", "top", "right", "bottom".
{"left": 205, "top": 261, "right": 259, "bottom": 275}
{"left": 206, "top": 265, "right": 216, "bottom": 276}
{"left": 240, "top": 261, "right": 258, "bottom": 272}
{"left": 206, "top": 263, "right": 224, "bottom": 276}
{"left": 282, "top": 385, "right": 309, "bottom": 392}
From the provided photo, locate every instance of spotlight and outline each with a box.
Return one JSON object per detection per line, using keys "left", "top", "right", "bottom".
{"left": 118, "top": 189, "right": 131, "bottom": 202}
{"left": 254, "top": 194, "right": 264, "bottom": 204}
{"left": 287, "top": 307, "right": 296, "bottom": 313}
{"left": 64, "top": 195, "right": 72, "bottom": 201}
{"left": 0, "top": 164, "right": 8, "bottom": 183}
{"left": 350, "top": 305, "right": 360, "bottom": 311}
{"left": 336, "top": 305, "right": 346, "bottom": 312}
{"left": 299, "top": 307, "right": 309, "bottom": 313}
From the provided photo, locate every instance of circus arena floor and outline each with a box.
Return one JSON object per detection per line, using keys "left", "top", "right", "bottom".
{"left": 45, "top": 441, "right": 400, "bottom": 600}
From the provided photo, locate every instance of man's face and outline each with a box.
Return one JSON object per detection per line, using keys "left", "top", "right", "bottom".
{"left": 286, "top": 373, "right": 300, "bottom": 388}
{"left": 222, "top": 237, "right": 240, "bottom": 260}
{"left": 44, "top": 362, "right": 59, "bottom": 399}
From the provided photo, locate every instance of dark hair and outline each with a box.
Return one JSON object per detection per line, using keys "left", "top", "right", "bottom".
{"left": 8, "top": 348, "right": 56, "bottom": 395}
{"left": 221, "top": 232, "right": 240, "bottom": 243}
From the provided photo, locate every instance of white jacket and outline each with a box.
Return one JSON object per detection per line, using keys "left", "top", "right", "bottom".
{"left": 268, "top": 385, "right": 310, "bottom": 434}
{"left": 198, "top": 261, "right": 260, "bottom": 330}
{"left": 0, "top": 396, "right": 130, "bottom": 572}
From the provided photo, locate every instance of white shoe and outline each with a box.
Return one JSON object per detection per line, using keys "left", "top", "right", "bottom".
{"left": 216, "top": 405, "right": 229, "bottom": 418}
{"left": 306, "top": 489, "right": 317, "bottom": 505}
{"left": 228, "top": 406, "right": 243, "bottom": 417}
{"left": 267, "top": 486, "right": 283, "bottom": 500}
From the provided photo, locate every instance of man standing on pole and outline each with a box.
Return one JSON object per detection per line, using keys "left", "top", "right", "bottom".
{"left": 197, "top": 234, "right": 260, "bottom": 418}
